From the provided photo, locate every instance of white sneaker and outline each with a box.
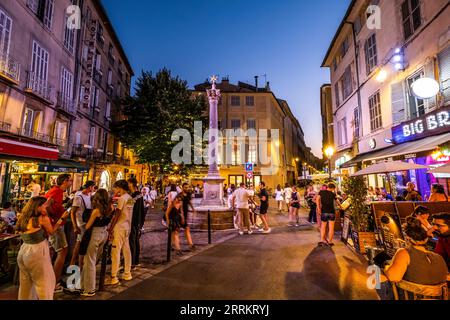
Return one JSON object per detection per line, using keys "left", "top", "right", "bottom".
{"left": 122, "top": 274, "right": 133, "bottom": 281}
{"left": 238, "top": 231, "right": 244, "bottom": 235}
{"left": 247, "top": 230, "right": 253, "bottom": 235}
{"left": 263, "top": 228, "right": 272, "bottom": 234}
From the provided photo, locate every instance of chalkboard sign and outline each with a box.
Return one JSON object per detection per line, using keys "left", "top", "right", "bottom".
{"left": 341, "top": 213, "right": 351, "bottom": 244}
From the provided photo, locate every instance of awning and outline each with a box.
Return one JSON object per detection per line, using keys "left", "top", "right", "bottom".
{"left": 341, "top": 133, "right": 450, "bottom": 168}
{"left": 0, "top": 138, "right": 59, "bottom": 160}
{"left": 38, "top": 160, "right": 89, "bottom": 173}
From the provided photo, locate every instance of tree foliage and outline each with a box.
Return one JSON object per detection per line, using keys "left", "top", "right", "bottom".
{"left": 112, "top": 68, "right": 208, "bottom": 175}
{"left": 342, "top": 176, "right": 370, "bottom": 232}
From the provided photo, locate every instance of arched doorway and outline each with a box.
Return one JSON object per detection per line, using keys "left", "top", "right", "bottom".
{"left": 116, "top": 171, "right": 124, "bottom": 181}
{"left": 100, "top": 170, "right": 111, "bottom": 190}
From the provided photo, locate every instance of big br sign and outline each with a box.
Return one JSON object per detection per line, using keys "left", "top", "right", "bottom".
{"left": 392, "top": 105, "right": 450, "bottom": 144}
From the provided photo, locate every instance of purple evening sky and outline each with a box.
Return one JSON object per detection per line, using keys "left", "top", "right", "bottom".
{"left": 102, "top": 0, "right": 351, "bottom": 158}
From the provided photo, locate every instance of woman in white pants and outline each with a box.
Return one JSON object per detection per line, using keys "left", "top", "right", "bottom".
{"left": 16, "top": 197, "right": 69, "bottom": 300}
{"left": 81, "top": 189, "right": 114, "bottom": 296}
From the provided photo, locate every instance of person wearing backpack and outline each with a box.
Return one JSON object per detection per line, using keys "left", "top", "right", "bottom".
{"left": 70, "top": 181, "right": 95, "bottom": 270}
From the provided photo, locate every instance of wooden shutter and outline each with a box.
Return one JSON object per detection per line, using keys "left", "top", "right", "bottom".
{"left": 438, "top": 46, "right": 450, "bottom": 104}
{"left": 423, "top": 57, "right": 437, "bottom": 110}
{"left": 391, "top": 82, "right": 406, "bottom": 124}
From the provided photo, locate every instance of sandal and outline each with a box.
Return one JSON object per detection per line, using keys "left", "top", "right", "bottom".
{"left": 318, "top": 242, "right": 327, "bottom": 247}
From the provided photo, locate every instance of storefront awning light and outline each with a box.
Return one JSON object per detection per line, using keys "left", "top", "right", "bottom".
{"left": 411, "top": 77, "right": 440, "bottom": 99}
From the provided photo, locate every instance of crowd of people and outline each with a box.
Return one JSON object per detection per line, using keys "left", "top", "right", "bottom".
{"left": 3, "top": 174, "right": 162, "bottom": 299}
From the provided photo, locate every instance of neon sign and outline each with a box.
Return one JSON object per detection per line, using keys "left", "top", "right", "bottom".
{"left": 392, "top": 106, "right": 450, "bottom": 144}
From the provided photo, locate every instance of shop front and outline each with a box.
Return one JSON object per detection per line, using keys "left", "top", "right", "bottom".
{"left": 341, "top": 106, "right": 450, "bottom": 198}
{"left": 2, "top": 159, "right": 89, "bottom": 207}
{"left": 0, "top": 137, "right": 60, "bottom": 205}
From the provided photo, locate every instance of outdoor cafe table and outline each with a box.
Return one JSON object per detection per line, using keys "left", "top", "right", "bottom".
{"left": 0, "top": 233, "right": 20, "bottom": 276}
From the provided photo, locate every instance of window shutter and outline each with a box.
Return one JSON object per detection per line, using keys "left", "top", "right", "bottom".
{"left": 438, "top": 46, "right": 450, "bottom": 104}
{"left": 75, "top": 132, "right": 81, "bottom": 145}
{"left": 423, "top": 57, "right": 437, "bottom": 110}
{"left": 0, "top": 10, "right": 12, "bottom": 58}
{"left": 391, "top": 82, "right": 406, "bottom": 124}
{"left": 44, "top": 0, "right": 54, "bottom": 29}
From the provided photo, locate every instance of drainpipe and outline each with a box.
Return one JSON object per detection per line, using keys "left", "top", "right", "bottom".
{"left": 345, "top": 21, "right": 363, "bottom": 155}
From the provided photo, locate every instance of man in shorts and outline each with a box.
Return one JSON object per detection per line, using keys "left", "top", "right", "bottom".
{"left": 258, "top": 182, "right": 271, "bottom": 234}
{"left": 316, "top": 183, "right": 341, "bottom": 247}
{"left": 283, "top": 183, "right": 292, "bottom": 212}
{"left": 45, "top": 174, "right": 72, "bottom": 293}
{"left": 70, "top": 181, "right": 95, "bottom": 268}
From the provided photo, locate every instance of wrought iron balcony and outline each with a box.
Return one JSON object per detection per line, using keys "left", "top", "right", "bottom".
{"left": 17, "top": 127, "right": 52, "bottom": 143}
{"left": 56, "top": 92, "right": 76, "bottom": 114}
{"left": 0, "top": 54, "right": 20, "bottom": 83}
{"left": 72, "top": 144, "right": 93, "bottom": 158}
{"left": 0, "top": 121, "right": 11, "bottom": 133}
{"left": 93, "top": 68, "right": 103, "bottom": 84}
{"left": 106, "top": 84, "right": 114, "bottom": 96}
{"left": 25, "top": 71, "right": 52, "bottom": 101}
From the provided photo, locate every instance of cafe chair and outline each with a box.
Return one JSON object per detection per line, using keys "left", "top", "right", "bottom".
{"left": 391, "top": 280, "right": 448, "bottom": 300}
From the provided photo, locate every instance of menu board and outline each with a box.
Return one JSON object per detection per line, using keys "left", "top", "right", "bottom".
{"left": 341, "top": 213, "right": 351, "bottom": 244}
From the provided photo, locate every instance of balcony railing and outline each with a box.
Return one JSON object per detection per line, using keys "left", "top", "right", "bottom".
{"left": 0, "top": 121, "right": 11, "bottom": 132}
{"left": 17, "top": 127, "right": 52, "bottom": 143}
{"left": 54, "top": 138, "right": 70, "bottom": 156}
{"left": 56, "top": 92, "right": 76, "bottom": 114}
{"left": 93, "top": 69, "right": 103, "bottom": 85}
{"left": 106, "top": 84, "right": 114, "bottom": 96}
{"left": 25, "top": 71, "right": 52, "bottom": 101}
{"left": 0, "top": 53, "right": 20, "bottom": 83}
{"left": 72, "top": 144, "right": 93, "bottom": 158}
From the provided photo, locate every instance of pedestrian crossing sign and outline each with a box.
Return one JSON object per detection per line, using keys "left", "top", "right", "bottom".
{"left": 245, "top": 162, "right": 253, "bottom": 172}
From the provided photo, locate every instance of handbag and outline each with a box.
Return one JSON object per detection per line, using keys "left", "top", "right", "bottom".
{"left": 79, "top": 195, "right": 93, "bottom": 223}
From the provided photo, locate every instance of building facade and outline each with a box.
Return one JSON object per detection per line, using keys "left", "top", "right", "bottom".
{"left": 193, "top": 77, "right": 317, "bottom": 189}
{"left": 322, "top": 0, "right": 450, "bottom": 196}
{"left": 320, "top": 84, "right": 334, "bottom": 158}
{"left": 0, "top": 0, "right": 140, "bottom": 206}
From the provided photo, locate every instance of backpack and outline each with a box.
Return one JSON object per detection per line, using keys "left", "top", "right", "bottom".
{"left": 78, "top": 195, "right": 93, "bottom": 223}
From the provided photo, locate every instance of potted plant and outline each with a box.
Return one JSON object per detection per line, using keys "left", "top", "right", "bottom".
{"left": 342, "top": 176, "right": 376, "bottom": 254}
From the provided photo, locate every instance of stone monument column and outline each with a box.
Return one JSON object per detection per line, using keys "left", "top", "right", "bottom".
{"left": 202, "top": 75, "right": 225, "bottom": 206}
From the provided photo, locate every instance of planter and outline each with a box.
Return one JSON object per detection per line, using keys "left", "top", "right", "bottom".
{"left": 351, "top": 230, "right": 377, "bottom": 255}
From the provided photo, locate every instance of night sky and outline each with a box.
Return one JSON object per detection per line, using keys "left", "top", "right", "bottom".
{"left": 102, "top": 0, "right": 351, "bottom": 158}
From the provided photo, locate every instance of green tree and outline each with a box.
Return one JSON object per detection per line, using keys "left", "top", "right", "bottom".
{"left": 342, "top": 176, "right": 370, "bottom": 232}
{"left": 113, "top": 68, "right": 208, "bottom": 175}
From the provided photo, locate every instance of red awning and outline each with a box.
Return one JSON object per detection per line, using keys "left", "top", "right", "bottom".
{"left": 0, "top": 138, "right": 59, "bottom": 160}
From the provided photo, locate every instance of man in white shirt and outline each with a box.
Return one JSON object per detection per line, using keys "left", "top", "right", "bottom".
{"left": 284, "top": 183, "right": 293, "bottom": 212}
{"left": 149, "top": 187, "right": 158, "bottom": 208}
{"left": 27, "top": 178, "right": 41, "bottom": 197}
{"left": 232, "top": 183, "right": 252, "bottom": 235}
{"left": 70, "top": 181, "right": 95, "bottom": 268}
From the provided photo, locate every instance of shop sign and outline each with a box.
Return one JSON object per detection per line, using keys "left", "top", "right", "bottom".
{"left": 38, "top": 165, "right": 89, "bottom": 173}
{"left": 392, "top": 105, "right": 450, "bottom": 144}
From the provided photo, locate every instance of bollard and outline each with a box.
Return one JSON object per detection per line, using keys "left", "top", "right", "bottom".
{"left": 208, "top": 210, "right": 211, "bottom": 244}
{"left": 166, "top": 222, "right": 172, "bottom": 262}
{"left": 98, "top": 240, "right": 111, "bottom": 292}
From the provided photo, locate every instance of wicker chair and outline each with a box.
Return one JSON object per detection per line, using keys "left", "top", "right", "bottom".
{"left": 392, "top": 280, "right": 448, "bottom": 300}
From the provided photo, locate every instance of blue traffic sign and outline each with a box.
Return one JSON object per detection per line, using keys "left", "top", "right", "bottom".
{"left": 245, "top": 162, "right": 253, "bottom": 172}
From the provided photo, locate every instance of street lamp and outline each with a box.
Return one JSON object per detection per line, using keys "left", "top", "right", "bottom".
{"left": 324, "top": 146, "right": 335, "bottom": 180}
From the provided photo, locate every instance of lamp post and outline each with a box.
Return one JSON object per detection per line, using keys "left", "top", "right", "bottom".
{"left": 324, "top": 146, "right": 335, "bottom": 181}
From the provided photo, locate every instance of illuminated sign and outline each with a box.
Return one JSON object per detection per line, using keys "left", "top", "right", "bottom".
{"left": 392, "top": 105, "right": 450, "bottom": 144}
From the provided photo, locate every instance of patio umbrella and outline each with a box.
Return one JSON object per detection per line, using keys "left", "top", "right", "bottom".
{"left": 351, "top": 161, "right": 430, "bottom": 195}
{"left": 351, "top": 161, "right": 430, "bottom": 176}
{"left": 427, "top": 162, "right": 450, "bottom": 174}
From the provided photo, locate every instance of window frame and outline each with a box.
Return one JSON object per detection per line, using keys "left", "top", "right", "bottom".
{"left": 230, "top": 96, "right": 241, "bottom": 107}
{"left": 364, "top": 33, "right": 378, "bottom": 75}
{"left": 369, "top": 91, "right": 382, "bottom": 132}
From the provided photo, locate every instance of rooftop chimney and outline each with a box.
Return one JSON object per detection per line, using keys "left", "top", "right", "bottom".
{"left": 222, "top": 76, "right": 229, "bottom": 84}
{"left": 265, "top": 81, "right": 271, "bottom": 92}
{"left": 254, "top": 76, "right": 259, "bottom": 92}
